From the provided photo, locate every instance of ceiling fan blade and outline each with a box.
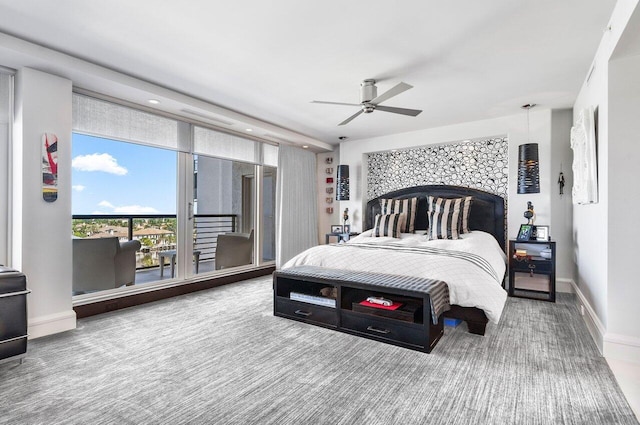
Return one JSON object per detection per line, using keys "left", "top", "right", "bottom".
{"left": 375, "top": 105, "right": 422, "bottom": 117}
{"left": 311, "top": 100, "right": 361, "bottom": 107}
{"left": 370, "top": 82, "right": 413, "bottom": 105}
{"left": 339, "top": 110, "right": 363, "bottom": 126}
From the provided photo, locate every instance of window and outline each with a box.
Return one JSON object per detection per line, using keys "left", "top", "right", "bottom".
{"left": 71, "top": 94, "right": 277, "bottom": 297}
{"left": 0, "top": 70, "right": 13, "bottom": 265}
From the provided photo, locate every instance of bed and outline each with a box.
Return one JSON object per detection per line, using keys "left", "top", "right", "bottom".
{"left": 282, "top": 185, "right": 507, "bottom": 335}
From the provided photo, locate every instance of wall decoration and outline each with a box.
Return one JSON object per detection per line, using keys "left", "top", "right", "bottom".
{"left": 367, "top": 137, "right": 508, "bottom": 201}
{"left": 324, "top": 157, "right": 334, "bottom": 213}
{"left": 571, "top": 107, "right": 598, "bottom": 204}
{"left": 42, "top": 133, "right": 58, "bottom": 202}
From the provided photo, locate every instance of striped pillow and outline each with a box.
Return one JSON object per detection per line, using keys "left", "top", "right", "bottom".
{"left": 458, "top": 196, "right": 473, "bottom": 233}
{"left": 379, "top": 197, "right": 418, "bottom": 233}
{"left": 427, "top": 196, "right": 464, "bottom": 240}
{"left": 372, "top": 214, "right": 402, "bottom": 238}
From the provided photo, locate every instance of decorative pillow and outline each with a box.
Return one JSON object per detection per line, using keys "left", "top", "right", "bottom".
{"left": 372, "top": 213, "right": 403, "bottom": 238}
{"left": 427, "top": 196, "right": 464, "bottom": 240}
{"left": 458, "top": 196, "right": 473, "bottom": 233}
{"left": 427, "top": 196, "right": 473, "bottom": 233}
{"left": 379, "top": 197, "right": 417, "bottom": 233}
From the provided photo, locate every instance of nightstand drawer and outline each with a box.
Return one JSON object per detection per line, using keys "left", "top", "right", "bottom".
{"left": 275, "top": 298, "right": 338, "bottom": 327}
{"left": 512, "top": 272, "right": 551, "bottom": 292}
{"left": 510, "top": 259, "right": 553, "bottom": 274}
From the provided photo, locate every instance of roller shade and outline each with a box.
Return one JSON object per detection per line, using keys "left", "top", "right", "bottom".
{"left": 194, "top": 125, "right": 277, "bottom": 165}
{"left": 72, "top": 94, "right": 180, "bottom": 150}
{"left": 0, "top": 73, "right": 10, "bottom": 124}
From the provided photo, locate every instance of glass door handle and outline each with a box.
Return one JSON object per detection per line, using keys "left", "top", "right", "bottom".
{"left": 188, "top": 202, "right": 193, "bottom": 220}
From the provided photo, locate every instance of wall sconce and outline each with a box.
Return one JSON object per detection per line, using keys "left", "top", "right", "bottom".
{"left": 517, "top": 143, "right": 540, "bottom": 194}
{"left": 336, "top": 165, "right": 350, "bottom": 200}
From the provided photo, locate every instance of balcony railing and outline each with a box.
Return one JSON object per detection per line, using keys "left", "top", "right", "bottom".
{"left": 72, "top": 214, "right": 237, "bottom": 270}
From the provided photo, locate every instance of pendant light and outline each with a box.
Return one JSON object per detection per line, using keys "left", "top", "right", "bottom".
{"left": 517, "top": 104, "right": 540, "bottom": 194}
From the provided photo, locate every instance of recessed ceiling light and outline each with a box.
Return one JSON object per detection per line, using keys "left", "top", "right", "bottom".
{"left": 302, "top": 145, "right": 309, "bottom": 149}
{"left": 245, "top": 128, "right": 253, "bottom": 132}
{"left": 148, "top": 99, "right": 160, "bottom": 105}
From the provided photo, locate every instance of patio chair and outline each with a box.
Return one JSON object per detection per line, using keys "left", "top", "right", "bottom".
{"left": 72, "top": 237, "right": 141, "bottom": 294}
{"left": 215, "top": 229, "right": 254, "bottom": 270}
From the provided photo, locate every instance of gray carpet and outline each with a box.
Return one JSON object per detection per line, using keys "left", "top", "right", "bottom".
{"left": 0, "top": 277, "right": 637, "bottom": 425}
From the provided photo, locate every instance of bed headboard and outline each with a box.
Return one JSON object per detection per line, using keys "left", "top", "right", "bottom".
{"left": 365, "top": 185, "right": 506, "bottom": 250}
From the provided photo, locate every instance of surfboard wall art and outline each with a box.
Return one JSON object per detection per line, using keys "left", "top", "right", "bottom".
{"left": 42, "top": 133, "right": 58, "bottom": 202}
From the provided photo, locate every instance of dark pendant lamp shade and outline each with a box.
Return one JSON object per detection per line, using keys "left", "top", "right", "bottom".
{"left": 517, "top": 143, "right": 540, "bottom": 194}
{"left": 336, "top": 165, "right": 350, "bottom": 201}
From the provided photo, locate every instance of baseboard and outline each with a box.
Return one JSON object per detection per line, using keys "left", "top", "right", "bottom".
{"left": 604, "top": 333, "right": 640, "bottom": 365}
{"left": 569, "top": 281, "right": 640, "bottom": 365}
{"left": 570, "top": 279, "right": 605, "bottom": 354}
{"left": 73, "top": 266, "right": 275, "bottom": 319}
{"left": 28, "top": 310, "right": 77, "bottom": 339}
{"left": 557, "top": 278, "right": 574, "bottom": 293}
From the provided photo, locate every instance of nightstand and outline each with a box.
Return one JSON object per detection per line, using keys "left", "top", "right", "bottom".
{"left": 508, "top": 239, "right": 556, "bottom": 302}
{"left": 325, "top": 233, "right": 359, "bottom": 244}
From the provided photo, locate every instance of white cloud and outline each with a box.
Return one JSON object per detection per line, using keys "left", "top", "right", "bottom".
{"left": 98, "top": 200, "right": 115, "bottom": 209}
{"left": 72, "top": 153, "right": 128, "bottom": 175}
{"left": 72, "top": 185, "right": 86, "bottom": 192}
{"left": 96, "top": 200, "right": 158, "bottom": 215}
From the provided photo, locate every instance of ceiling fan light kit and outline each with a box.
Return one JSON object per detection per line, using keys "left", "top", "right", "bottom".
{"left": 312, "top": 79, "right": 423, "bottom": 126}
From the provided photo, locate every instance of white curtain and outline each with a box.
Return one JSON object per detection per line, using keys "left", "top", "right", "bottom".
{"left": 276, "top": 145, "right": 318, "bottom": 267}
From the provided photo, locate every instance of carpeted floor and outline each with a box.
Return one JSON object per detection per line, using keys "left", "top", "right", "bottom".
{"left": 0, "top": 277, "right": 637, "bottom": 425}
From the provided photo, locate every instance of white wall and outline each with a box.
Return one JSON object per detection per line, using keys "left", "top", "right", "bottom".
{"left": 549, "top": 109, "right": 574, "bottom": 281}
{"left": 337, "top": 109, "right": 575, "bottom": 281}
{"left": 13, "top": 68, "right": 76, "bottom": 337}
{"left": 607, "top": 52, "right": 640, "bottom": 357}
{"left": 572, "top": 0, "right": 640, "bottom": 361}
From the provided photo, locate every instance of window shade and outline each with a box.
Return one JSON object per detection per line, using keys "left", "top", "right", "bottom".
{"left": 263, "top": 143, "right": 278, "bottom": 167}
{"left": 72, "top": 94, "right": 179, "bottom": 150}
{"left": 193, "top": 125, "right": 261, "bottom": 164}
{"left": 0, "top": 73, "right": 11, "bottom": 124}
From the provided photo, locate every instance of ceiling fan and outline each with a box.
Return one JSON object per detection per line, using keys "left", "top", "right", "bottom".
{"left": 312, "top": 79, "right": 422, "bottom": 126}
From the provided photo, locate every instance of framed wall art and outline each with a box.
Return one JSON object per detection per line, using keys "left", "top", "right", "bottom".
{"left": 42, "top": 133, "right": 58, "bottom": 202}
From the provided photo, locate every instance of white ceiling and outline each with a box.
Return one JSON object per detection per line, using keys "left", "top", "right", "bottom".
{"left": 0, "top": 0, "right": 616, "bottom": 148}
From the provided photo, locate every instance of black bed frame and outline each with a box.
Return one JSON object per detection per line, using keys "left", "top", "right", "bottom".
{"left": 365, "top": 185, "right": 506, "bottom": 335}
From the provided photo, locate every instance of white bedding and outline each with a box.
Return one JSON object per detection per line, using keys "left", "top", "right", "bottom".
{"left": 282, "top": 230, "right": 508, "bottom": 323}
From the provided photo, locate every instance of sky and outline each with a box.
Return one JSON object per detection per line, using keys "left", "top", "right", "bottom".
{"left": 72, "top": 134, "right": 177, "bottom": 215}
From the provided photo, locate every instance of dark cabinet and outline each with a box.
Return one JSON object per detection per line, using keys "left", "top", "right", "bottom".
{"left": 0, "top": 268, "right": 29, "bottom": 364}
{"left": 508, "top": 240, "right": 556, "bottom": 302}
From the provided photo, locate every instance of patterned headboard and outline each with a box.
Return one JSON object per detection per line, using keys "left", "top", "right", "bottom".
{"left": 365, "top": 185, "right": 506, "bottom": 251}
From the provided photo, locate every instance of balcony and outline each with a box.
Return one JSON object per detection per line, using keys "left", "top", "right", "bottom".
{"left": 72, "top": 213, "right": 239, "bottom": 286}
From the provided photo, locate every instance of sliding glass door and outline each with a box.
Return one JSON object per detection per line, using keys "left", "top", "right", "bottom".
{"left": 192, "top": 155, "right": 256, "bottom": 273}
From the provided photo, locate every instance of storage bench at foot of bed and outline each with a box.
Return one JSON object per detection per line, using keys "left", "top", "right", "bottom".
{"left": 273, "top": 266, "right": 447, "bottom": 353}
